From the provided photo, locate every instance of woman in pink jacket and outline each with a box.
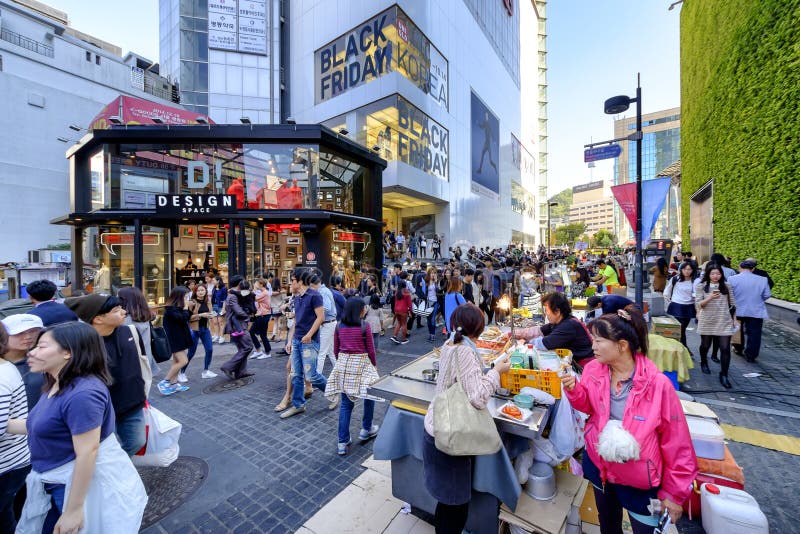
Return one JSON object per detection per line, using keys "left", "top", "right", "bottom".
{"left": 561, "top": 305, "right": 697, "bottom": 533}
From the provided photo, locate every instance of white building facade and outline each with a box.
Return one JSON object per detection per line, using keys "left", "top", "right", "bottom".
{"left": 290, "top": 0, "right": 547, "bottom": 250}
{"left": 0, "top": 0, "right": 178, "bottom": 263}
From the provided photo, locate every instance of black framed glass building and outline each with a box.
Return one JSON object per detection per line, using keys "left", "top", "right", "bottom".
{"left": 53, "top": 124, "right": 385, "bottom": 305}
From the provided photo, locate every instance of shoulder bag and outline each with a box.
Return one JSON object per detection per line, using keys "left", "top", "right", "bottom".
{"left": 150, "top": 322, "right": 173, "bottom": 363}
{"left": 433, "top": 345, "right": 502, "bottom": 456}
{"left": 726, "top": 290, "right": 736, "bottom": 318}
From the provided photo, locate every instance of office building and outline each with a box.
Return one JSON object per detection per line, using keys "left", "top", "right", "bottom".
{"left": 0, "top": 0, "right": 180, "bottom": 264}
{"left": 613, "top": 107, "right": 680, "bottom": 242}
{"left": 569, "top": 180, "right": 614, "bottom": 236}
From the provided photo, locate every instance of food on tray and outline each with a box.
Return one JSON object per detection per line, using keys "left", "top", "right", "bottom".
{"left": 501, "top": 403, "right": 523, "bottom": 420}
{"left": 480, "top": 326, "right": 504, "bottom": 339}
{"left": 511, "top": 307, "right": 533, "bottom": 318}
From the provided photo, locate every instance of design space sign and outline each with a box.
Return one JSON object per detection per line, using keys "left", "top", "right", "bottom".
{"left": 315, "top": 6, "right": 449, "bottom": 108}
{"left": 208, "top": 0, "right": 267, "bottom": 55}
{"left": 156, "top": 195, "right": 237, "bottom": 215}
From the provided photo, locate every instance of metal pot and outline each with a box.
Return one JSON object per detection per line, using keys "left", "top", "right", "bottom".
{"left": 525, "top": 462, "right": 556, "bottom": 500}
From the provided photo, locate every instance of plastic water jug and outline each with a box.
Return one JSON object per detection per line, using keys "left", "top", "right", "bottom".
{"left": 700, "top": 483, "right": 768, "bottom": 534}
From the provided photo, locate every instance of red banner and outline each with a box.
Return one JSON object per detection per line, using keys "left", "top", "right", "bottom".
{"left": 89, "top": 96, "right": 214, "bottom": 130}
{"left": 611, "top": 182, "right": 637, "bottom": 231}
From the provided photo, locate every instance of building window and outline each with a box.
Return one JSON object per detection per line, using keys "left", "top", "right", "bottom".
{"left": 95, "top": 54, "right": 101, "bottom": 65}
{"left": 322, "top": 94, "right": 449, "bottom": 181}
{"left": 86, "top": 51, "right": 91, "bottom": 61}
{"left": 314, "top": 6, "right": 449, "bottom": 109}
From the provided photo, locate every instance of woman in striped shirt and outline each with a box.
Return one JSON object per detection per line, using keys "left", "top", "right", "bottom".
{"left": 695, "top": 264, "right": 736, "bottom": 389}
{"left": 0, "top": 322, "right": 31, "bottom": 534}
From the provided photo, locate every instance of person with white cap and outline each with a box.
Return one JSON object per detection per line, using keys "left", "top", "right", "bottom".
{"left": 1, "top": 314, "right": 45, "bottom": 409}
{"left": 0, "top": 321, "right": 32, "bottom": 533}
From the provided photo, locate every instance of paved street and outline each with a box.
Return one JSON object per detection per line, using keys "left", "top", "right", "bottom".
{"left": 140, "top": 317, "right": 800, "bottom": 533}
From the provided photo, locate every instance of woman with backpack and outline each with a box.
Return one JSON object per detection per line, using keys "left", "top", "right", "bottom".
{"left": 664, "top": 262, "right": 699, "bottom": 351}
{"left": 325, "top": 298, "right": 380, "bottom": 456}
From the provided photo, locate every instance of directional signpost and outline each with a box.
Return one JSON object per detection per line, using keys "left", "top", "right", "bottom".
{"left": 584, "top": 143, "right": 622, "bottom": 162}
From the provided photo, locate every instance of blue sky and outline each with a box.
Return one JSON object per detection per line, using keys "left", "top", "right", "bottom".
{"left": 46, "top": 0, "right": 681, "bottom": 197}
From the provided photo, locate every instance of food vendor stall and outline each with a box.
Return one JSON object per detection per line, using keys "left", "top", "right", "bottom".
{"left": 369, "top": 322, "right": 587, "bottom": 534}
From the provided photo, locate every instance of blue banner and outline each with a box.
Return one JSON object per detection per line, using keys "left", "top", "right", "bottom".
{"left": 641, "top": 177, "right": 672, "bottom": 243}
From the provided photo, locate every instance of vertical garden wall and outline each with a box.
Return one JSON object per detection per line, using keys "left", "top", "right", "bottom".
{"left": 680, "top": 0, "right": 800, "bottom": 301}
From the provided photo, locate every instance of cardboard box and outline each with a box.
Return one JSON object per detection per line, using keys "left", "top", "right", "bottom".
{"left": 500, "top": 470, "right": 587, "bottom": 534}
{"left": 651, "top": 315, "right": 682, "bottom": 341}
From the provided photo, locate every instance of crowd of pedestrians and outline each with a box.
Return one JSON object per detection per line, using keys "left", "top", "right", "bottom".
{"left": 0, "top": 240, "right": 779, "bottom": 532}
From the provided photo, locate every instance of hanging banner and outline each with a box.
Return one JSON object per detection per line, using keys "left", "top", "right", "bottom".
{"left": 611, "top": 177, "right": 672, "bottom": 243}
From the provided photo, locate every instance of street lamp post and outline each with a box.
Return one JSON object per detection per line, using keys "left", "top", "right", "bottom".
{"left": 604, "top": 74, "right": 644, "bottom": 309}
{"left": 547, "top": 201, "right": 558, "bottom": 254}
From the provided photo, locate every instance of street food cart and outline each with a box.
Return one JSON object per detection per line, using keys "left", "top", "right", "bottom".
{"left": 369, "top": 351, "right": 555, "bottom": 534}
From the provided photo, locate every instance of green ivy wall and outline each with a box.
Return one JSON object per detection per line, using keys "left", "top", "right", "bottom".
{"left": 681, "top": 0, "right": 800, "bottom": 302}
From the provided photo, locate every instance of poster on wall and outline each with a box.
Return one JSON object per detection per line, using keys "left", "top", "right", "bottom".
{"left": 402, "top": 215, "right": 435, "bottom": 240}
{"left": 470, "top": 91, "right": 500, "bottom": 200}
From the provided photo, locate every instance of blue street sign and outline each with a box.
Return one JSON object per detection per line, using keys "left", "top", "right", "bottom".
{"left": 584, "top": 144, "right": 622, "bottom": 162}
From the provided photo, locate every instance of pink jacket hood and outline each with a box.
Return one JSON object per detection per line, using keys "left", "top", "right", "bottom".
{"left": 565, "top": 353, "right": 698, "bottom": 504}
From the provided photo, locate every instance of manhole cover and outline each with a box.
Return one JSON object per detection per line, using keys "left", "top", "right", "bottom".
{"left": 202, "top": 375, "right": 255, "bottom": 393}
{"left": 137, "top": 456, "right": 208, "bottom": 529}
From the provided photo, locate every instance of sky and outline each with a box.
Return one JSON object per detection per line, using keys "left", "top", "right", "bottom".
{"left": 44, "top": 0, "right": 681, "bottom": 198}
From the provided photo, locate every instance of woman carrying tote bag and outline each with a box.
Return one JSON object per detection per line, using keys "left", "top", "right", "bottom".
{"left": 422, "top": 303, "right": 511, "bottom": 533}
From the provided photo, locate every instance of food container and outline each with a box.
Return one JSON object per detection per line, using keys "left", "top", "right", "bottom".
{"left": 513, "top": 394, "right": 534, "bottom": 410}
{"left": 421, "top": 369, "right": 437, "bottom": 382}
{"left": 686, "top": 415, "right": 725, "bottom": 460}
{"left": 525, "top": 462, "right": 556, "bottom": 500}
{"left": 509, "top": 355, "right": 526, "bottom": 369}
{"left": 701, "top": 483, "right": 768, "bottom": 533}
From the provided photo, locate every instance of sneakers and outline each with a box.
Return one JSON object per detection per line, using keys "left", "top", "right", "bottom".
{"left": 256, "top": 352, "right": 271, "bottom": 360}
{"left": 400, "top": 338, "right": 409, "bottom": 345}
{"left": 328, "top": 396, "right": 340, "bottom": 411}
{"left": 249, "top": 350, "right": 264, "bottom": 359}
{"left": 337, "top": 440, "right": 352, "bottom": 456}
{"left": 157, "top": 380, "right": 177, "bottom": 396}
{"left": 212, "top": 336, "right": 219, "bottom": 343}
{"left": 177, "top": 372, "right": 188, "bottom": 383}
{"left": 173, "top": 383, "right": 190, "bottom": 392}
{"left": 428, "top": 335, "right": 435, "bottom": 342}
{"left": 279, "top": 405, "right": 306, "bottom": 419}
{"left": 358, "top": 424, "right": 380, "bottom": 442}
{"left": 217, "top": 337, "right": 226, "bottom": 344}
{"left": 390, "top": 336, "right": 401, "bottom": 344}
{"left": 201, "top": 370, "right": 218, "bottom": 379}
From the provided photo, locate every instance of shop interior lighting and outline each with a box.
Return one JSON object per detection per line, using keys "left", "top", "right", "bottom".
{"left": 240, "top": 117, "right": 252, "bottom": 124}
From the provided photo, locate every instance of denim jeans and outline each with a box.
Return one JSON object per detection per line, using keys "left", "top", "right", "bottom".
{"left": 115, "top": 407, "right": 146, "bottom": 456}
{"left": 42, "top": 483, "right": 65, "bottom": 534}
{"left": 185, "top": 326, "right": 214, "bottom": 371}
{"left": 290, "top": 338, "right": 326, "bottom": 408}
{"left": 0, "top": 465, "right": 30, "bottom": 534}
{"left": 338, "top": 393, "right": 375, "bottom": 444}
{"left": 427, "top": 302, "right": 440, "bottom": 336}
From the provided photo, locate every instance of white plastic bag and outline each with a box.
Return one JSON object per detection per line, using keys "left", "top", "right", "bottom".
{"left": 530, "top": 436, "right": 569, "bottom": 466}
{"left": 514, "top": 448, "right": 535, "bottom": 484}
{"left": 131, "top": 403, "right": 181, "bottom": 467}
{"left": 550, "top": 392, "right": 580, "bottom": 457}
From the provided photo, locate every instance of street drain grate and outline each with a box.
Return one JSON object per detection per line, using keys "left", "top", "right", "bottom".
{"left": 137, "top": 456, "right": 209, "bottom": 529}
{"left": 202, "top": 375, "right": 255, "bottom": 394}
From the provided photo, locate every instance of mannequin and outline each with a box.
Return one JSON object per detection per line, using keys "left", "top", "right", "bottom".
{"left": 94, "top": 262, "right": 110, "bottom": 293}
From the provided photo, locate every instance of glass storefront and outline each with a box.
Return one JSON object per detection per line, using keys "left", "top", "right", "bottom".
{"left": 314, "top": 6, "right": 449, "bottom": 109}
{"left": 322, "top": 94, "right": 449, "bottom": 181}
{"left": 59, "top": 125, "right": 385, "bottom": 304}
{"left": 82, "top": 225, "right": 171, "bottom": 305}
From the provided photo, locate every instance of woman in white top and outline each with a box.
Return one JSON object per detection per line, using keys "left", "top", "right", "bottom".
{"left": 664, "top": 262, "right": 699, "bottom": 350}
